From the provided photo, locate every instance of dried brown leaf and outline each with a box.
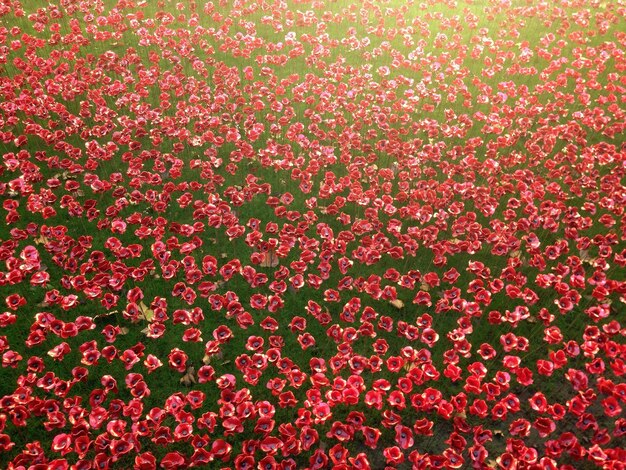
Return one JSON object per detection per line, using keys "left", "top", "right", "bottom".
{"left": 139, "top": 301, "right": 154, "bottom": 322}
{"left": 180, "top": 365, "right": 197, "bottom": 386}
{"left": 509, "top": 249, "right": 521, "bottom": 258}
{"left": 34, "top": 235, "right": 49, "bottom": 245}
{"left": 260, "top": 250, "right": 279, "bottom": 268}
{"left": 93, "top": 310, "right": 117, "bottom": 320}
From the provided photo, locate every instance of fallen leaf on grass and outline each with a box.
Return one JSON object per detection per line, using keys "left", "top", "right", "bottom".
{"left": 580, "top": 249, "right": 596, "bottom": 265}
{"left": 389, "top": 299, "right": 404, "bottom": 309}
{"left": 34, "top": 235, "right": 49, "bottom": 245}
{"left": 138, "top": 301, "right": 154, "bottom": 322}
{"left": 509, "top": 249, "right": 521, "bottom": 259}
{"left": 260, "top": 250, "right": 279, "bottom": 268}
{"left": 180, "top": 365, "right": 197, "bottom": 386}
{"left": 93, "top": 310, "right": 118, "bottom": 321}
{"left": 203, "top": 349, "right": 223, "bottom": 365}
{"left": 53, "top": 171, "right": 75, "bottom": 181}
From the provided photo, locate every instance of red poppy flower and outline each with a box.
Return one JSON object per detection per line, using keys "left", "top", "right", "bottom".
{"left": 5, "top": 293, "right": 26, "bottom": 310}
{"left": 344, "top": 451, "right": 369, "bottom": 470}
{"left": 167, "top": 348, "right": 188, "bottom": 373}
{"left": 534, "top": 417, "right": 556, "bottom": 438}
{"left": 297, "top": 332, "right": 316, "bottom": 350}
{"left": 614, "top": 419, "right": 626, "bottom": 438}
{"left": 134, "top": 452, "right": 157, "bottom": 470}
{"left": 308, "top": 449, "right": 328, "bottom": 470}
{"left": 394, "top": 424, "right": 414, "bottom": 450}
{"left": 277, "top": 391, "right": 298, "bottom": 408}
{"left": 208, "top": 438, "right": 231, "bottom": 462}
{"left": 47, "top": 342, "right": 71, "bottom": 361}
{"left": 323, "top": 422, "right": 352, "bottom": 446}
{"left": 0, "top": 312, "right": 17, "bottom": 328}
{"left": 160, "top": 451, "right": 186, "bottom": 469}
{"left": 257, "top": 435, "right": 282, "bottom": 455}
{"left": 260, "top": 316, "right": 279, "bottom": 332}
{"left": 213, "top": 325, "right": 233, "bottom": 343}
{"left": 308, "top": 401, "right": 329, "bottom": 424}
{"left": 385, "top": 356, "right": 404, "bottom": 373}
{"left": 119, "top": 349, "right": 140, "bottom": 370}
{"left": 383, "top": 446, "right": 404, "bottom": 465}
{"left": 299, "top": 426, "right": 319, "bottom": 450}
{"left": 355, "top": 424, "right": 380, "bottom": 450}
{"left": 51, "top": 433, "right": 72, "bottom": 456}
{"left": 408, "top": 417, "right": 433, "bottom": 438}
{"left": 222, "top": 417, "right": 244, "bottom": 436}
{"left": 141, "top": 354, "right": 162, "bottom": 373}
{"left": 421, "top": 328, "right": 439, "bottom": 347}
{"left": 507, "top": 418, "right": 530, "bottom": 438}
{"left": 601, "top": 396, "right": 622, "bottom": 417}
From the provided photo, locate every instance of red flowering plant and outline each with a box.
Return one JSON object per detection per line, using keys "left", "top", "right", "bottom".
{"left": 0, "top": 0, "right": 625, "bottom": 468}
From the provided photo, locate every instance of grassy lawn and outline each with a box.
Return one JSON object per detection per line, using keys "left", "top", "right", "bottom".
{"left": 0, "top": 0, "right": 625, "bottom": 468}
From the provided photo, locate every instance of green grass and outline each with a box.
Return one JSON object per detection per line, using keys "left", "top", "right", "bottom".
{"left": 0, "top": 0, "right": 625, "bottom": 468}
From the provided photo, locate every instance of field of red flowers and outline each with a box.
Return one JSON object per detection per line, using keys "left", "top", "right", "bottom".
{"left": 1, "top": 0, "right": 625, "bottom": 468}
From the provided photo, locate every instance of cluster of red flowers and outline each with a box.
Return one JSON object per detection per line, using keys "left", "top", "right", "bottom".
{"left": 1, "top": 0, "right": 625, "bottom": 468}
